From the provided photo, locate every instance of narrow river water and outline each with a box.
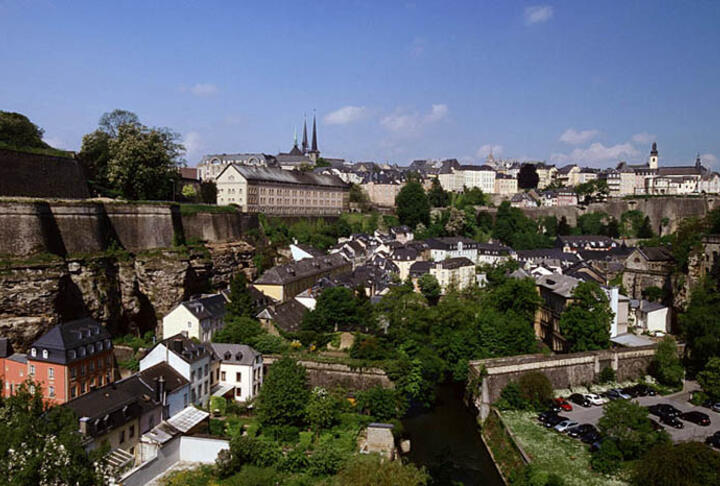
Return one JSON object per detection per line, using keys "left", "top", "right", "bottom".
{"left": 402, "top": 382, "right": 505, "bottom": 486}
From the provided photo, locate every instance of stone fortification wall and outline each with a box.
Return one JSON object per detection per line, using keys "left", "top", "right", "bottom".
{"left": 0, "top": 148, "right": 90, "bottom": 199}
{"left": 263, "top": 355, "right": 393, "bottom": 391}
{"left": 0, "top": 201, "right": 259, "bottom": 257}
{"left": 469, "top": 345, "right": 666, "bottom": 421}
{"left": 513, "top": 196, "right": 719, "bottom": 235}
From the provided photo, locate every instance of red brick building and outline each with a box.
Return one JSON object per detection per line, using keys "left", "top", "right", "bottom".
{"left": 0, "top": 318, "right": 116, "bottom": 405}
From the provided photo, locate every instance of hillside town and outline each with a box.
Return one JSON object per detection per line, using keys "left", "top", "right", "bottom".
{"left": 3, "top": 3, "right": 720, "bottom": 486}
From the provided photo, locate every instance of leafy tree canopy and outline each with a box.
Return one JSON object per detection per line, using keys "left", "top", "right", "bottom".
{"left": 680, "top": 277, "right": 720, "bottom": 374}
{"left": 427, "top": 177, "right": 449, "bottom": 207}
{"left": 697, "top": 356, "right": 720, "bottom": 401}
{"left": 517, "top": 163, "right": 540, "bottom": 189}
{"left": 598, "top": 399, "right": 670, "bottom": 461}
{"left": 632, "top": 442, "right": 720, "bottom": 486}
{"left": 226, "top": 272, "right": 256, "bottom": 319}
{"left": 255, "top": 357, "right": 310, "bottom": 426}
{"left": 650, "top": 336, "right": 684, "bottom": 387}
{"left": 396, "top": 181, "right": 430, "bottom": 229}
{"left": 302, "top": 286, "right": 373, "bottom": 333}
{"left": 559, "top": 281, "right": 612, "bottom": 352}
{"left": 0, "top": 111, "right": 48, "bottom": 149}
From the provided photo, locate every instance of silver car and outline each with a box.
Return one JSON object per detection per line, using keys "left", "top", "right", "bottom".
{"left": 554, "top": 419, "right": 579, "bottom": 433}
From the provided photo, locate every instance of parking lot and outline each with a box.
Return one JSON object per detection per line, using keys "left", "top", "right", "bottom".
{"left": 557, "top": 394, "right": 720, "bottom": 443}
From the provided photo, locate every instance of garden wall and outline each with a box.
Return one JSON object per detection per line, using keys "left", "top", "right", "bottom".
{"left": 263, "top": 355, "right": 393, "bottom": 391}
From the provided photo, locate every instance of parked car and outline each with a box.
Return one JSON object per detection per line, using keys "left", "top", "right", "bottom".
{"left": 569, "top": 393, "right": 591, "bottom": 407}
{"left": 624, "top": 384, "right": 656, "bottom": 397}
{"left": 544, "top": 414, "right": 569, "bottom": 428}
{"left": 604, "top": 389, "right": 631, "bottom": 400}
{"left": 538, "top": 410, "right": 559, "bottom": 424}
{"left": 554, "top": 420, "right": 579, "bottom": 433}
{"left": 584, "top": 393, "right": 608, "bottom": 406}
{"left": 705, "top": 432, "right": 720, "bottom": 449}
{"left": 680, "top": 411, "right": 711, "bottom": 426}
{"left": 702, "top": 400, "right": 720, "bottom": 413}
{"left": 659, "top": 414, "right": 684, "bottom": 429}
{"left": 552, "top": 397, "right": 573, "bottom": 411}
{"left": 568, "top": 424, "right": 596, "bottom": 439}
{"left": 648, "top": 404, "right": 682, "bottom": 418}
{"left": 581, "top": 429, "right": 602, "bottom": 444}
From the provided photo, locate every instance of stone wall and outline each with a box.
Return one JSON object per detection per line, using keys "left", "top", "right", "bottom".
{"left": 478, "top": 196, "right": 719, "bottom": 236}
{"left": 263, "top": 355, "right": 393, "bottom": 391}
{"left": 468, "top": 345, "right": 666, "bottom": 421}
{"left": 0, "top": 201, "right": 259, "bottom": 257}
{"left": 0, "top": 148, "right": 90, "bottom": 199}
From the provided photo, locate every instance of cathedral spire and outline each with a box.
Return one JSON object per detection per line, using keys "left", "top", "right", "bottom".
{"left": 311, "top": 112, "right": 318, "bottom": 153}
{"left": 302, "top": 115, "right": 309, "bottom": 154}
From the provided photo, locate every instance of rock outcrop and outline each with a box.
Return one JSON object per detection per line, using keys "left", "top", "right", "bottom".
{"left": 0, "top": 241, "right": 255, "bottom": 350}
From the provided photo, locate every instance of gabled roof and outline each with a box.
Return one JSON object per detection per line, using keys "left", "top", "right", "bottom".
{"left": 31, "top": 318, "right": 112, "bottom": 365}
{"left": 218, "top": 164, "right": 348, "bottom": 188}
{"left": 153, "top": 334, "right": 211, "bottom": 364}
{"left": 254, "top": 253, "right": 349, "bottom": 286}
{"left": 536, "top": 273, "right": 581, "bottom": 298}
{"left": 137, "top": 362, "right": 190, "bottom": 394}
{"left": 424, "top": 236, "right": 479, "bottom": 250}
{"left": 179, "top": 294, "right": 226, "bottom": 321}
{"left": 637, "top": 246, "right": 674, "bottom": 262}
{"left": 437, "top": 257, "right": 474, "bottom": 269}
{"left": 210, "top": 343, "right": 261, "bottom": 366}
{"left": 256, "top": 299, "right": 307, "bottom": 333}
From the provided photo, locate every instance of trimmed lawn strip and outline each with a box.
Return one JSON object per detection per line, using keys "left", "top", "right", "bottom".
{"left": 500, "top": 410, "right": 628, "bottom": 486}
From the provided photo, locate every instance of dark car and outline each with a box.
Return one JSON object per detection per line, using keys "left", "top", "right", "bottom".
{"left": 680, "top": 411, "right": 711, "bottom": 426}
{"left": 538, "top": 410, "right": 559, "bottom": 424}
{"left": 568, "top": 424, "right": 596, "bottom": 439}
{"left": 581, "top": 429, "right": 602, "bottom": 444}
{"left": 702, "top": 400, "right": 720, "bottom": 413}
{"left": 659, "top": 414, "right": 684, "bottom": 429}
{"left": 625, "top": 384, "right": 656, "bottom": 397}
{"left": 569, "top": 393, "right": 591, "bottom": 408}
{"left": 544, "top": 414, "right": 569, "bottom": 428}
{"left": 648, "top": 403, "right": 682, "bottom": 418}
{"left": 706, "top": 435, "right": 720, "bottom": 449}
{"left": 604, "top": 389, "right": 631, "bottom": 400}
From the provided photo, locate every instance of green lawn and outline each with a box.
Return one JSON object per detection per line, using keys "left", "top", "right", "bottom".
{"left": 499, "top": 411, "right": 628, "bottom": 486}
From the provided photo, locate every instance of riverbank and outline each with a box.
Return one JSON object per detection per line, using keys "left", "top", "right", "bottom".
{"left": 402, "top": 383, "right": 504, "bottom": 486}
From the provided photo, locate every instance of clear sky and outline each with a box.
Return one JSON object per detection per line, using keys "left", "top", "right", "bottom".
{"left": 1, "top": 0, "right": 719, "bottom": 168}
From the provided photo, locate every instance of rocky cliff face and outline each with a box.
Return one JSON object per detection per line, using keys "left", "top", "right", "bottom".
{"left": 0, "top": 241, "right": 255, "bottom": 350}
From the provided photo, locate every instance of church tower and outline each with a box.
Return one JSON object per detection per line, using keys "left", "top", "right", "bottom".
{"left": 301, "top": 116, "right": 309, "bottom": 154}
{"left": 308, "top": 112, "right": 320, "bottom": 163}
{"left": 649, "top": 142, "right": 659, "bottom": 169}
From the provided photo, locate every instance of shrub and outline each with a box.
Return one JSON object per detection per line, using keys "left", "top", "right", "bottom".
{"left": 277, "top": 447, "right": 310, "bottom": 473}
{"left": 356, "top": 386, "right": 401, "bottom": 421}
{"left": 228, "top": 435, "right": 282, "bottom": 469}
{"left": 632, "top": 442, "right": 720, "bottom": 486}
{"left": 497, "top": 381, "right": 530, "bottom": 411}
{"left": 598, "top": 366, "right": 616, "bottom": 384}
{"left": 517, "top": 372, "right": 553, "bottom": 409}
{"left": 261, "top": 425, "right": 300, "bottom": 444}
{"left": 210, "top": 396, "right": 227, "bottom": 416}
{"left": 307, "top": 442, "right": 346, "bottom": 476}
{"left": 650, "top": 336, "right": 684, "bottom": 387}
{"left": 590, "top": 439, "right": 623, "bottom": 474}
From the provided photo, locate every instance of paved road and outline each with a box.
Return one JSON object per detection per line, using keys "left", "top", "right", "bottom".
{"left": 558, "top": 394, "right": 720, "bottom": 443}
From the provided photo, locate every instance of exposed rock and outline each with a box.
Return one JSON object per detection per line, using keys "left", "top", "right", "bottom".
{"left": 0, "top": 241, "right": 255, "bottom": 350}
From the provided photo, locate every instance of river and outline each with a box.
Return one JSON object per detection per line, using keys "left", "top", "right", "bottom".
{"left": 402, "top": 382, "right": 505, "bottom": 486}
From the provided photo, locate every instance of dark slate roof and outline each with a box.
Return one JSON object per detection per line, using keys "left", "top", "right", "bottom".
{"left": 155, "top": 334, "right": 211, "bottom": 364}
{"left": 7, "top": 353, "right": 27, "bottom": 364}
{"left": 137, "top": 362, "right": 190, "bottom": 394}
{"left": 515, "top": 248, "right": 580, "bottom": 264}
{"left": 256, "top": 299, "right": 307, "bottom": 333}
{"left": 424, "top": 237, "right": 479, "bottom": 250}
{"left": 30, "top": 318, "right": 112, "bottom": 365}
{"left": 459, "top": 164, "right": 495, "bottom": 171}
{"left": 578, "top": 245, "right": 634, "bottom": 262}
{"left": 180, "top": 294, "right": 226, "bottom": 321}
{"left": 64, "top": 376, "right": 156, "bottom": 438}
{"left": 0, "top": 337, "right": 12, "bottom": 358}
{"left": 437, "top": 257, "right": 475, "bottom": 269}
{"left": 219, "top": 164, "right": 348, "bottom": 188}
{"left": 391, "top": 247, "right": 419, "bottom": 261}
{"left": 409, "top": 261, "right": 434, "bottom": 277}
{"left": 658, "top": 166, "right": 703, "bottom": 176}
{"left": 637, "top": 246, "right": 674, "bottom": 262}
{"left": 477, "top": 242, "right": 512, "bottom": 254}
{"left": 210, "top": 343, "right": 261, "bottom": 366}
{"left": 254, "top": 253, "right": 349, "bottom": 286}
{"left": 558, "top": 164, "right": 578, "bottom": 174}
{"left": 293, "top": 243, "right": 325, "bottom": 258}
{"left": 556, "top": 235, "right": 616, "bottom": 248}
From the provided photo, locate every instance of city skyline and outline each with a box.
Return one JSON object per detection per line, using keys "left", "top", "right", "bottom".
{"left": 1, "top": 1, "right": 719, "bottom": 168}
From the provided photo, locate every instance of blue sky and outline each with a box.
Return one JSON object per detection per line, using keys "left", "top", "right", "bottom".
{"left": 1, "top": 0, "right": 719, "bottom": 168}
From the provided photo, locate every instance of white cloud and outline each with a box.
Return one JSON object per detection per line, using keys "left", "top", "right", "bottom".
{"left": 323, "top": 106, "right": 367, "bottom": 125}
{"left": 525, "top": 5, "right": 554, "bottom": 25}
{"left": 183, "top": 131, "right": 203, "bottom": 162}
{"left": 476, "top": 144, "right": 503, "bottom": 158}
{"left": 551, "top": 142, "right": 640, "bottom": 166}
{"left": 701, "top": 153, "right": 719, "bottom": 168}
{"left": 380, "top": 104, "right": 448, "bottom": 136}
{"left": 631, "top": 132, "right": 656, "bottom": 144}
{"left": 187, "top": 83, "right": 218, "bottom": 96}
{"left": 559, "top": 128, "right": 599, "bottom": 145}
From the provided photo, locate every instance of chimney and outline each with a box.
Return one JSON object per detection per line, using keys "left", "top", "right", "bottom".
{"left": 79, "top": 416, "right": 91, "bottom": 435}
{"left": 154, "top": 377, "right": 160, "bottom": 403}
{"left": 158, "top": 375, "right": 166, "bottom": 406}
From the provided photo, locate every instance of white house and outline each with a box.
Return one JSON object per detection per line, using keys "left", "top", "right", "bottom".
{"left": 162, "top": 294, "right": 227, "bottom": 343}
{"left": 425, "top": 237, "right": 479, "bottom": 263}
{"left": 209, "top": 343, "right": 263, "bottom": 402}
{"left": 137, "top": 362, "right": 191, "bottom": 419}
{"left": 630, "top": 299, "right": 670, "bottom": 335}
{"left": 140, "top": 334, "right": 214, "bottom": 407}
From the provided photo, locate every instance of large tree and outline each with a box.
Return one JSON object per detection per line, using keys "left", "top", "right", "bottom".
{"left": 680, "top": 277, "right": 720, "bottom": 374}
{"left": 302, "top": 286, "right": 372, "bottom": 333}
{"left": 417, "top": 273, "right": 441, "bottom": 305}
{"left": 255, "top": 357, "right": 310, "bottom": 426}
{"left": 697, "top": 357, "right": 720, "bottom": 400}
{"left": 559, "top": 281, "right": 612, "bottom": 352}
{"left": 226, "top": 272, "right": 255, "bottom": 318}
{"left": 0, "top": 111, "right": 47, "bottom": 149}
{"left": 98, "top": 109, "right": 140, "bottom": 138}
{"left": 650, "top": 336, "right": 684, "bottom": 387}
{"left": 427, "top": 177, "right": 449, "bottom": 207}
{"left": 396, "top": 180, "right": 430, "bottom": 229}
{"left": 598, "top": 399, "right": 669, "bottom": 461}
{"left": 0, "top": 384, "right": 105, "bottom": 485}
{"left": 632, "top": 442, "right": 720, "bottom": 486}
{"left": 517, "top": 163, "right": 540, "bottom": 189}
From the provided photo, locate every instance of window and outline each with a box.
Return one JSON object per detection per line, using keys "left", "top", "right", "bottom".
{"left": 89, "top": 361, "right": 94, "bottom": 372}
{"left": 119, "top": 430, "right": 125, "bottom": 444}
{"left": 80, "top": 382, "right": 86, "bottom": 394}
{"left": 48, "top": 386, "right": 55, "bottom": 398}
{"left": 31, "top": 348, "right": 36, "bottom": 357}
{"left": 42, "top": 349, "right": 48, "bottom": 359}
{"left": 81, "top": 365, "right": 86, "bottom": 376}
{"left": 29, "top": 364, "right": 35, "bottom": 375}
{"left": 71, "top": 386, "right": 77, "bottom": 398}
{"left": 236, "top": 372, "right": 242, "bottom": 383}
{"left": 97, "top": 342, "right": 103, "bottom": 352}
{"left": 221, "top": 371, "right": 226, "bottom": 381}
{"left": 204, "top": 364, "right": 208, "bottom": 376}
{"left": 188, "top": 321, "right": 192, "bottom": 329}
{"left": 29, "top": 385, "right": 35, "bottom": 394}
{"left": 88, "top": 344, "right": 94, "bottom": 354}
{"left": 191, "top": 370, "right": 195, "bottom": 381}
{"left": 129, "top": 425, "right": 135, "bottom": 438}
{"left": 48, "top": 367, "right": 54, "bottom": 380}
{"left": 184, "top": 393, "right": 188, "bottom": 406}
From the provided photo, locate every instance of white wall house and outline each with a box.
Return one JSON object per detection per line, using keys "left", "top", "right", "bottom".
{"left": 425, "top": 237, "right": 479, "bottom": 263}
{"left": 209, "top": 343, "right": 263, "bottom": 402}
{"left": 162, "top": 294, "right": 227, "bottom": 343}
{"left": 140, "top": 335, "right": 214, "bottom": 407}
{"left": 631, "top": 300, "right": 670, "bottom": 335}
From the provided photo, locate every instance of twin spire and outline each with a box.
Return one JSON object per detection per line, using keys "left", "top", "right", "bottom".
{"left": 297, "top": 112, "right": 319, "bottom": 155}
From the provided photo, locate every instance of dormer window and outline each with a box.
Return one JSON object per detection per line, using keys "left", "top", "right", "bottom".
{"left": 79, "top": 346, "right": 86, "bottom": 357}
{"left": 88, "top": 344, "right": 94, "bottom": 354}
{"left": 97, "top": 342, "right": 103, "bottom": 352}
{"left": 42, "top": 349, "right": 48, "bottom": 359}
{"left": 69, "top": 350, "right": 76, "bottom": 359}
{"left": 31, "top": 348, "right": 37, "bottom": 357}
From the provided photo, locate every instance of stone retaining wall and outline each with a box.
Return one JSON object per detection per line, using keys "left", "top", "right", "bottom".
{"left": 263, "top": 355, "right": 393, "bottom": 390}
